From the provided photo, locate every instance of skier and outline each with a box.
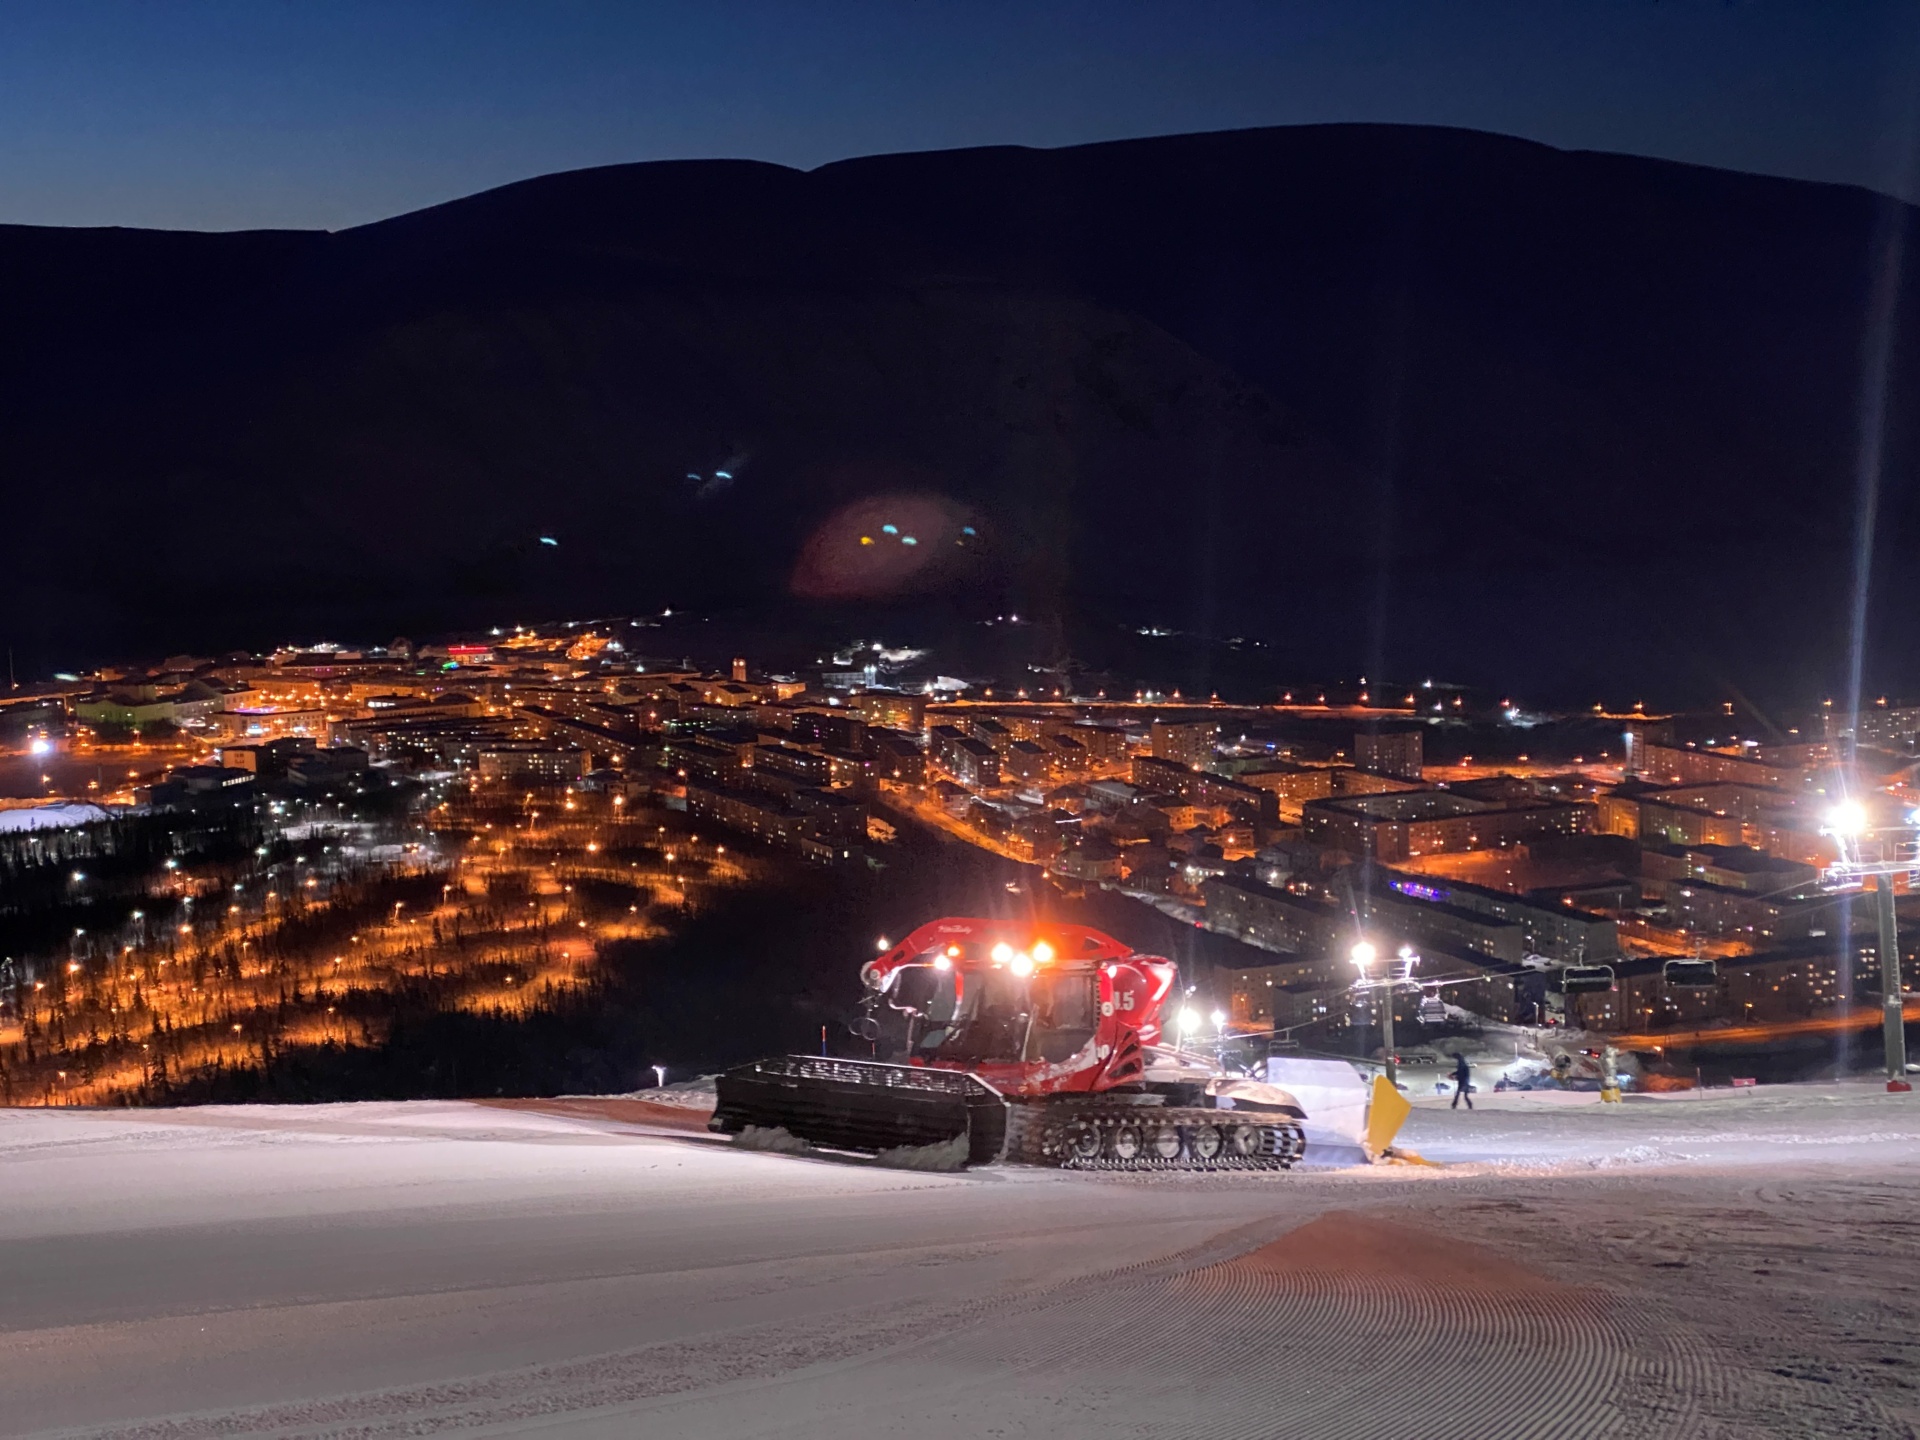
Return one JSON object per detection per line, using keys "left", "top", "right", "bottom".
{"left": 1449, "top": 1052, "right": 1473, "bottom": 1110}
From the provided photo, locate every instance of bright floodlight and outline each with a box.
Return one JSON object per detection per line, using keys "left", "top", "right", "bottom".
{"left": 1827, "top": 800, "right": 1868, "bottom": 837}
{"left": 1010, "top": 952, "right": 1035, "bottom": 977}
{"left": 1351, "top": 941, "right": 1377, "bottom": 968}
{"left": 1177, "top": 1006, "right": 1202, "bottom": 1033}
{"left": 876, "top": 936, "right": 890, "bottom": 951}
{"left": 1211, "top": 1009, "right": 1227, "bottom": 1030}
{"left": 991, "top": 941, "right": 1014, "bottom": 965}
{"left": 932, "top": 953, "right": 953, "bottom": 971}
{"left": 1031, "top": 940, "right": 1054, "bottom": 964}
{"left": 28, "top": 737, "right": 51, "bottom": 756}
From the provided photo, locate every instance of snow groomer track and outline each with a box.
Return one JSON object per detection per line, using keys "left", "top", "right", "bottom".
{"left": 629, "top": 1209, "right": 1714, "bottom": 1440}
{"left": 957, "top": 1214, "right": 1713, "bottom": 1440}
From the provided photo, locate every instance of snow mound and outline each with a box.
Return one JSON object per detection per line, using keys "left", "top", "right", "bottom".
{"left": 0, "top": 802, "right": 109, "bottom": 833}
{"left": 873, "top": 1133, "right": 971, "bottom": 1172}
{"left": 732, "top": 1125, "right": 813, "bottom": 1156}
{"left": 624, "top": 1075, "right": 718, "bottom": 1109}
{"left": 1590, "top": 1144, "right": 1706, "bottom": 1168}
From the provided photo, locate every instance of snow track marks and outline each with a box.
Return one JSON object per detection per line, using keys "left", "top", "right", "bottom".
{"left": 913, "top": 1209, "right": 1705, "bottom": 1440}
{"left": 35, "top": 1209, "right": 1730, "bottom": 1440}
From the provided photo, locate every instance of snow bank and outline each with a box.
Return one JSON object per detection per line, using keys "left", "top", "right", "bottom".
{"left": 872, "top": 1133, "right": 970, "bottom": 1172}
{"left": 566, "top": 1075, "right": 719, "bottom": 1110}
{"left": 643, "top": 1075, "right": 720, "bottom": 1109}
{"left": 731, "top": 1124, "right": 814, "bottom": 1156}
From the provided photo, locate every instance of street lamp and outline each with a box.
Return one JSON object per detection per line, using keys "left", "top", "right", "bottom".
{"left": 1827, "top": 799, "right": 1869, "bottom": 841}
{"left": 1819, "top": 797, "right": 1913, "bottom": 1091}
{"left": 1353, "top": 940, "right": 1398, "bottom": 1088}
{"left": 652, "top": 1065, "right": 666, "bottom": 1089}
{"left": 1176, "top": 1006, "right": 1201, "bottom": 1047}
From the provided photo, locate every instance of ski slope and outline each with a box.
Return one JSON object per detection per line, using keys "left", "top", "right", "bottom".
{"left": 3, "top": 1083, "right": 1917, "bottom": 1438}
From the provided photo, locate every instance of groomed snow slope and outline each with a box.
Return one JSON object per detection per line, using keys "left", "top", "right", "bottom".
{"left": 3, "top": 1084, "right": 1918, "bottom": 1439}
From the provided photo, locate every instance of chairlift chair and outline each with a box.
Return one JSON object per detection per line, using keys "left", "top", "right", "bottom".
{"left": 1661, "top": 957, "right": 1718, "bottom": 989}
{"left": 1558, "top": 963, "right": 1617, "bottom": 995}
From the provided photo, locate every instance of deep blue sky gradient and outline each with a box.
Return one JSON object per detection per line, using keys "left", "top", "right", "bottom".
{"left": 3, "top": 0, "right": 1918, "bottom": 232}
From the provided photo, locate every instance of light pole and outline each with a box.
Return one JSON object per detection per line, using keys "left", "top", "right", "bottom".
{"left": 652, "top": 1064, "right": 666, "bottom": 1089}
{"left": 1820, "top": 800, "right": 1913, "bottom": 1092}
{"left": 1353, "top": 941, "right": 1396, "bottom": 1088}
{"left": 1875, "top": 873, "right": 1908, "bottom": 1090}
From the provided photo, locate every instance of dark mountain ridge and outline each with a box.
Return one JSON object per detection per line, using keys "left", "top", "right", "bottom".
{"left": 3, "top": 123, "right": 1915, "bottom": 706}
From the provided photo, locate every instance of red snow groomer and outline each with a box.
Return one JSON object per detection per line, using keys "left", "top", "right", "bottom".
{"left": 710, "top": 916, "right": 1308, "bottom": 1170}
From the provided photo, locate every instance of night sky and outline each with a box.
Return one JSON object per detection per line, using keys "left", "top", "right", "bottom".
{"left": 2, "top": 0, "right": 1917, "bottom": 232}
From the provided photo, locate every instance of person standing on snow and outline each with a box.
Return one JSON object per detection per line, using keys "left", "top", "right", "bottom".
{"left": 1449, "top": 1052, "right": 1473, "bottom": 1110}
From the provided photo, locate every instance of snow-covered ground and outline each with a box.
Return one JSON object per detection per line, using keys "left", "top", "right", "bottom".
{"left": 3, "top": 1084, "right": 1918, "bottom": 1438}
{"left": 1402, "top": 1077, "right": 1920, "bottom": 1170}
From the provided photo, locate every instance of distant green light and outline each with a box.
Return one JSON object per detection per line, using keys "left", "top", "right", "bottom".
{"left": 882, "top": 524, "right": 898, "bottom": 535}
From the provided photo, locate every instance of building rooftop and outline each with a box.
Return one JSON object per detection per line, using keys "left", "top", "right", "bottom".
{"left": 1310, "top": 790, "right": 1490, "bottom": 821}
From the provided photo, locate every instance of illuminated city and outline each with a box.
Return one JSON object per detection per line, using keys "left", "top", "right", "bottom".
{"left": 7, "top": 622, "right": 1917, "bottom": 1104}
{"left": 7, "top": 7, "right": 1920, "bottom": 1436}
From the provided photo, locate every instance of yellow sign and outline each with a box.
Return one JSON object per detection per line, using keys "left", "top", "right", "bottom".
{"left": 1366, "top": 1073, "right": 1412, "bottom": 1160}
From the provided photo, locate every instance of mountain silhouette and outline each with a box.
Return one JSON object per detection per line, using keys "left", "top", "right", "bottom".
{"left": 3, "top": 123, "right": 1915, "bottom": 705}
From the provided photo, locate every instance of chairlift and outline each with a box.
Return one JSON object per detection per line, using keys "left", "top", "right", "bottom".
{"left": 1558, "top": 963, "right": 1617, "bottom": 995}
{"left": 1416, "top": 994, "right": 1447, "bottom": 1025}
{"left": 1661, "top": 957, "right": 1718, "bottom": 989}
